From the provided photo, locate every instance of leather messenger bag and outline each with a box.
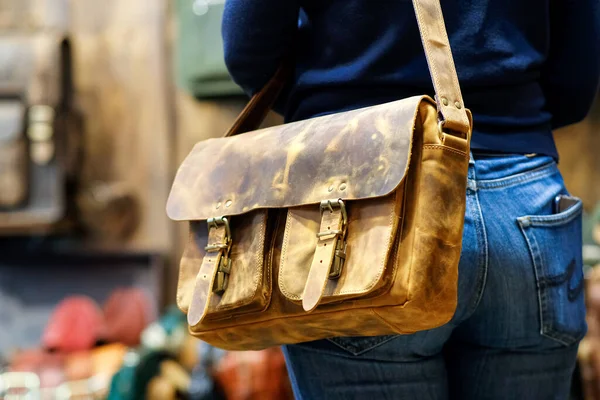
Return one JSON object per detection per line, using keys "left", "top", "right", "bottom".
{"left": 167, "top": 0, "right": 473, "bottom": 350}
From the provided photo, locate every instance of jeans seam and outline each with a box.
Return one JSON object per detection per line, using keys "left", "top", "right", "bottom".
{"left": 463, "top": 170, "right": 489, "bottom": 320}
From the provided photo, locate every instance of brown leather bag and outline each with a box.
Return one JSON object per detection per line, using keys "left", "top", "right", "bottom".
{"left": 167, "top": 0, "right": 473, "bottom": 350}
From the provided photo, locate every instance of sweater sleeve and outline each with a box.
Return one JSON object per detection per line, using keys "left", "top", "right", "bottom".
{"left": 222, "top": 0, "right": 299, "bottom": 97}
{"left": 542, "top": 0, "right": 600, "bottom": 129}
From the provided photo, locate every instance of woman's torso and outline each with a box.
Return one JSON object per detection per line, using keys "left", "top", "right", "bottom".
{"left": 288, "top": 0, "right": 554, "bottom": 155}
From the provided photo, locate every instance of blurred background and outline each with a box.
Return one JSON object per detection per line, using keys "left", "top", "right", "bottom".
{"left": 0, "top": 0, "right": 598, "bottom": 399}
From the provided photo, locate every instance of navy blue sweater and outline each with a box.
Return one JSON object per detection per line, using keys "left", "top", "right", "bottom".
{"left": 222, "top": 0, "right": 600, "bottom": 159}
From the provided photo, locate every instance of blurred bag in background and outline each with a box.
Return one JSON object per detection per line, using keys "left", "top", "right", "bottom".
{"left": 213, "top": 349, "right": 293, "bottom": 400}
{"left": 0, "top": 33, "right": 83, "bottom": 234}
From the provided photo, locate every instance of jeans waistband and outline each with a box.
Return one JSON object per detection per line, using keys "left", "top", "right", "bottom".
{"left": 468, "top": 151, "right": 557, "bottom": 186}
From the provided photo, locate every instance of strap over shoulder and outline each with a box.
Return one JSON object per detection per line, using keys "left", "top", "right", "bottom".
{"left": 225, "top": 0, "right": 470, "bottom": 138}
{"left": 412, "top": 0, "right": 470, "bottom": 134}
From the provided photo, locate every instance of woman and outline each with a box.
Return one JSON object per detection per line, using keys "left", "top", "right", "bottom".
{"left": 222, "top": 1, "right": 600, "bottom": 398}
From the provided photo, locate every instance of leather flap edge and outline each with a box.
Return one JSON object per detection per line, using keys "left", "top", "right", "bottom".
{"left": 167, "top": 95, "right": 430, "bottom": 221}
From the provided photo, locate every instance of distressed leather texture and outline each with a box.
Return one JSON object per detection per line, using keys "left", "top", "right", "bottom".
{"left": 187, "top": 222, "right": 228, "bottom": 326}
{"left": 412, "top": 0, "right": 470, "bottom": 133}
{"left": 181, "top": 211, "right": 270, "bottom": 325}
{"left": 280, "top": 193, "right": 399, "bottom": 304}
{"left": 168, "top": 0, "right": 473, "bottom": 350}
{"left": 301, "top": 206, "right": 345, "bottom": 312}
{"left": 166, "top": 96, "right": 418, "bottom": 221}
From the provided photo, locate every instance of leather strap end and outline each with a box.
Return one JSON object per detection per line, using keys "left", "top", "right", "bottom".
{"left": 301, "top": 238, "right": 336, "bottom": 312}
{"left": 301, "top": 209, "right": 344, "bottom": 312}
{"left": 187, "top": 252, "right": 221, "bottom": 326}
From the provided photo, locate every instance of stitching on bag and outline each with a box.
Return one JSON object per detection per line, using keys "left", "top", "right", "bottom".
{"left": 404, "top": 113, "right": 426, "bottom": 302}
{"left": 194, "top": 300, "right": 411, "bottom": 336}
{"left": 279, "top": 209, "right": 299, "bottom": 300}
{"left": 177, "top": 223, "right": 197, "bottom": 312}
{"left": 265, "top": 213, "right": 274, "bottom": 307}
{"left": 382, "top": 108, "right": 421, "bottom": 303}
{"left": 327, "top": 106, "right": 418, "bottom": 297}
{"left": 372, "top": 308, "right": 406, "bottom": 333}
{"left": 326, "top": 110, "right": 408, "bottom": 297}
{"left": 262, "top": 211, "right": 282, "bottom": 312}
{"left": 278, "top": 109, "right": 416, "bottom": 301}
{"left": 214, "top": 214, "right": 266, "bottom": 310}
{"left": 423, "top": 144, "right": 467, "bottom": 158}
{"left": 331, "top": 192, "right": 397, "bottom": 297}
{"left": 213, "top": 213, "right": 267, "bottom": 311}
{"left": 279, "top": 196, "right": 398, "bottom": 300}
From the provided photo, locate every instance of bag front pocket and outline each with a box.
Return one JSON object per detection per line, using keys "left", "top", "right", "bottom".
{"left": 177, "top": 210, "right": 271, "bottom": 321}
{"left": 279, "top": 192, "right": 401, "bottom": 306}
{"left": 517, "top": 198, "right": 586, "bottom": 346}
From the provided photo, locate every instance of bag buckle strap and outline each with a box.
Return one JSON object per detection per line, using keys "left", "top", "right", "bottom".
{"left": 302, "top": 199, "right": 349, "bottom": 312}
{"left": 319, "top": 199, "right": 347, "bottom": 226}
{"left": 205, "top": 217, "right": 232, "bottom": 295}
{"left": 318, "top": 199, "right": 347, "bottom": 279}
{"left": 188, "top": 216, "right": 234, "bottom": 326}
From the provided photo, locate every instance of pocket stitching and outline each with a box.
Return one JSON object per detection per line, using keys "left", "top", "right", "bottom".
{"left": 518, "top": 200, "right": 582, "bottom": 227}
{"left": 517, "top": 200, "right": 585, "bottom": 346}
{"left": 326, "top": 335, "right": 398, "bottom": 356}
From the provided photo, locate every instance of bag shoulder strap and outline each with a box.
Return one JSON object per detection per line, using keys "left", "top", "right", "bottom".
{"left": 412, "top": 0, "right": 469, "bottom": 134}
{"left": 225, "top": 0, "right": 470, "bottom": 138}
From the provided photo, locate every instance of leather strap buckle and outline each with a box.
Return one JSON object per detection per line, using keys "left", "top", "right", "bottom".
{"left": 329, "top": 240, "right": 346, "bottom": 280}
{"left": 302, "top": 199, "right": 350, "bottom": 312}
{"left": 319, "top": 199, "right": 347, "bottom": 226}
{"left": 205, "top": 217, "right": 232, "bottom": 294}
{"left": 318, "top": 199, "right": 348, "bottom": 279}
{"left": 214, "top": 257, "right": 232, "bottom": 295}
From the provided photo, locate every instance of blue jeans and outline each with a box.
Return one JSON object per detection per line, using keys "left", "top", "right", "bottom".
{"left": 282, "top": 153, "right": 587, "bottom": 400}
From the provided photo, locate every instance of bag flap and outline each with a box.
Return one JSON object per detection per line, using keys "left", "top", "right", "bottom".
{"left": 0, "top": 100, "right": 24, "bottom": 142}
{"left": 167, "top": 96, "right": 429, "bottom": 221}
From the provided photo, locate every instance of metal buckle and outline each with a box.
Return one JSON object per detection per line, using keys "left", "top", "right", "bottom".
{"left": 320, "top": 199, "right": 347, "bottom": 224}
{"left": 329, "top": 240, "right": 346, "bottom": 279}
{"left": 205, "top": 217, "right": 231, "bottom": 249}
{"left": 317, "top": 199, "right": 348, "bottom": 238}
{"left": 205, "top": 216, "right": 232, "bottom": 295}
{"left": 318, "top": 199, "right": 348, "bottom": 279}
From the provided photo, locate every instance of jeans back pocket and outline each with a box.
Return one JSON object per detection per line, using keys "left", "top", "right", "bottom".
{"left": 518, "top": 198, "right": 586, "bottom": 346}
